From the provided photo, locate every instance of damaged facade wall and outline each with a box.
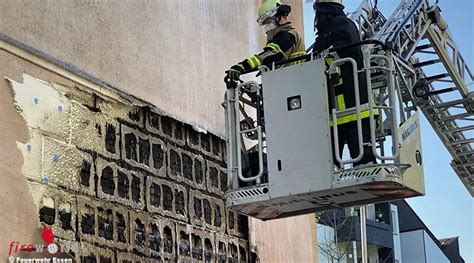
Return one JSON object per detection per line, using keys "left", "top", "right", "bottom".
{"left": 1, "top": 0, "right": 317, "bottom": 262}
{"left": 2, "top": 66, "right": 249, "bottom": 262}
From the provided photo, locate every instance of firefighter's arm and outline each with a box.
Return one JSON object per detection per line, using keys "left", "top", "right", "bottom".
{"left": 313, "top": 33, "right": 331, "bottom": 54}
{"left": 257, "top": 31, "right": 296, "bottom": 67}
{"left": 226, "top": 31, "right": 295, "bottom": 79}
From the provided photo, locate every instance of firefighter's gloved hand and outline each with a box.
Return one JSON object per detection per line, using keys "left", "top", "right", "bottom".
{"left": 227, "top": 64, "right": 245, "bottom": 80}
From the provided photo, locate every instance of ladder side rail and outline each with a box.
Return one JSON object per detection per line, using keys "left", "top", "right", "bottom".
{"left": 374, "top": 0, "right": 422, "bottom": 44}
{"left": 349, "top": 0, "right": 379, "bottom": 39}
{"left": 416, "top": 70, "right": 474, "bottom": 163}
{"left": 426, "top": 26, "right": 473, "bottom": 97}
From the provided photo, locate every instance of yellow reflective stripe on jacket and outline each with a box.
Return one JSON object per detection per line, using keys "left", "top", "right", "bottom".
{"left": 329, "top": 109, "right": 380, "bottom": 126}
{"left": 280, "top": 51, "right": 306, "bottom": 67}
{"left": 289, "top": 51, "right": 306, "bottom": 58}
{"left": 266, "top": 43, "right": 283, "bottom": 54}
{"left": 246, "top": 55, "right": 262, "bottom": 69}
{"left": 337, "top": 94, "right": 346, "bottom": 110}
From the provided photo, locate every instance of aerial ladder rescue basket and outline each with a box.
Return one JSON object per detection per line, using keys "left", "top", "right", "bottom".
{"left": 223, "top": 43, "right": 426, "bottom": 220}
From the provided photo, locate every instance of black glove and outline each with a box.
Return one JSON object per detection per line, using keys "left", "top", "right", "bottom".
{"left": 227, "top": 64, "right": 245, "bottom": 80}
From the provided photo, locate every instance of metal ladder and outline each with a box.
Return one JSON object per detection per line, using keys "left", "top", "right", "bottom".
{"left": 351, "top": 0, "right": 474, "bottom": 195}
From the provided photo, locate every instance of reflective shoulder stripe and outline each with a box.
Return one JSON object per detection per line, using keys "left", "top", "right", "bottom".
{"left": 329, "top": 109, "right": 380, "bottom": 126}
{"left": 266, "top": 42, "right": 283, "bottom": 54}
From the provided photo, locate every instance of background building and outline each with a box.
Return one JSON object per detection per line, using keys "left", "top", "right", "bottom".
{"left": 317, "top": 200, "right": 465, "bottom": 263}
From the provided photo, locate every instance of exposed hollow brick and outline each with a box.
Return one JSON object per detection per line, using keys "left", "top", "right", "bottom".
{"left": 192, "top": 234, "right": 203, "bottom": 260}
{"left": 193, "top": 197, "right": 203, "bottom": 221}
{"left": 207, "top": 161, "right": 226, "bottom": 196}
{"left": 240, "top": 245, "right": 248, "bottom": 262}
{"left": 228, "top": 211, "right": 235, "bottom": 230}
{"left": 150, "top": 182, "right": 161, "bottom": 208}
{"left": 209, "top": 166, "right": 219, "bottom": 189}
{"left": 100, "top": 166, "right": 115, "bottom": 195}
{"left": 174, "top": 122, "right": 184, "bottom": 141}
{"left": 128, "top": 108, "right": 142, "bottom": 123}
{"left": 116, "top": 212, "right": 127, "bottom": 243}
{"left": 39, "top": 206, "right": 55, "bottom": 225}
{"left": 179, "top": 230, "right": 191, "bottom": 257}
{"left": 169, "top": 149, "right": 182, "bottom": 177}
{"left": 149, "top": 223, "right": 161, "bottom": 252}
{"left": 162, "top": 185, "right": 173, "bottom": 211}
{"left": 218, "top": 241, "right": 227, "bottom": 263}
{"left": 211, "top": 135, "right": 221, "bottom": 156}
{"left": 152, "top": 143, "right": 164, "bottom": 170}
{"left": 138, "top": 137, "right": 150, "bottom": 165}
{"left": 59, "top": 204, "right": 73, "bottom": 231}
{"left": 182, "top": 153, "right": 193, "bottom": 181}
{"left": 99, "top": 256, "right": 112, "bottom": 263}
{"left": 214, "top": 203, "right": 222, "bottom": 228}
{"left": 149, "top": 111, "right": 160, "bottom": 131}
{"left": 204, "top": 238, "right": 213, "bottom": 262}
{"left": 203, "top": 199, "right": 212, "bottom": 225}
{"left": 117, "top": 171, "right": 129, "bottom": 199}
{"left": 194, "top": 159, "right": 204, "bottom": 185}
{"left": 175, "top": 190, "right": 186, "bottom": 216}
{"left": 131, "top": 174, "right": 141, "bottom": 203}
{"left": 188, "top": 127, "right": 199, "bottom": 146}
{"left": 105, "top": 123, "right": 117, "bottom": 154}
{"left": 80, "top": 160, "right": 91, "bottom": 187}
{"left": 201, "top": 133, "right": 210, "bottom": 152}
{"left": 134, "top": 218, "right": 146, "bottom": 247}
{"left": 124, "top": 132, "right": 138, "bottom": 161}
{"left": 229, "top": 243, "right": 238, "bottom": 262}
{"left": 81, "top": 208, "right": 95, "bottom": 235}
{"left": 98, "top": 208, "right": 113, "bottom": 241}
{"left": 82, "top": 255, "right": 97, "bottom": 263}
{"left": 161, "top": 116, "right": 173, "bottom": 137}
{"left": 220, "top": 170, "right": 228, "bottom": 192}
{"left": 163, "top": 226, "right": 173, "bottom": 254}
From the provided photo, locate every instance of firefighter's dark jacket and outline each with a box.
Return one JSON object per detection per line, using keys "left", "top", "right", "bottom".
{"left": 313, "top": 3, "right": 370, "bottom": 124}
{"left": 238, "top": 22, "right": 306, "bottom": 71}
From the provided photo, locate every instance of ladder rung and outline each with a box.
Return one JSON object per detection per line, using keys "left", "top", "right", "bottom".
{"left": 439, "top": 113, "right": 472, "bottom": 122}
{"left": 429, "top": 87, "right": 457, "bottom": 96}
{"left": 450, "top": 138, "right": 474, "bottom": 146}
{"left": 456, "top": 150, "right": 474, "bottom": 157}
{"left": 448, "top": 125, "right": 474, "bottom": 133}
{"left": 425, "top": 98, "right": 466, "bottom": 110}
{"left": 415, "top": 44, "right": 432, "bottom": 51}
{"left": 413, "top": 59, "right": 441, "bottom": 68}
{"left": 425, "top": 73, "right": 451, "bottom": 82}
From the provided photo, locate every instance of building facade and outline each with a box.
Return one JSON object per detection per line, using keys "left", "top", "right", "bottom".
{"left": 0, "top": 1, "right": 317, "bottom": 262}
